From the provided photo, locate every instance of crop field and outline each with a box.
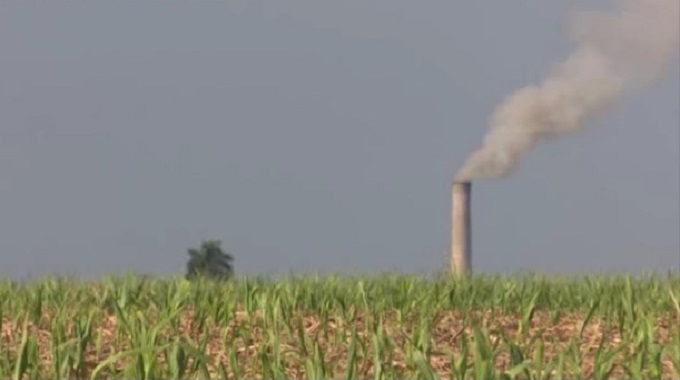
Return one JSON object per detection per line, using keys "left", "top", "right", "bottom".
{"left": 0, "top": 274, "right": 679, "bottom": 379}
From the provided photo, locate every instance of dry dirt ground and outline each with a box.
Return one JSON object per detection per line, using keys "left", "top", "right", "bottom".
{"left": 2, "top": 309, "right": 678, "bottom": 379}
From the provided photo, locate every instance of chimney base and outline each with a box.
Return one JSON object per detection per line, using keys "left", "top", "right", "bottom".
{"left": 451, "top": 181, "right": 472, "bottom": 277}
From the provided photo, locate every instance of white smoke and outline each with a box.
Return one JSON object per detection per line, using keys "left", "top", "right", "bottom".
{"left": 456, "top": 0, "right": 680, "bottom": 181}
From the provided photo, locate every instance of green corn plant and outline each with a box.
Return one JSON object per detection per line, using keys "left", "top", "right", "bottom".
{"left": 228, "top": 337, "right": 240, "bottom": 379}
{"left": 49, "top": 315, "right": 74, "bottom": 379}
{"left": 27, "top": 285, "right": 43, "bottom": 327}
{"left": 411, "top": 350, "right": 437, "bottom": 380}
{"left": 304, "top": 342, "right": 326, "bottom": 379}
{"left": 504, "top": 342, "right": 532, "bottom": 380}
{"left": 590, "top": 330, "right": 621, "bottom": 380}
{"left": 184, "top": 328, "right": 212, "bottom": 376}
{"left": 13, "top": 317, "right": 32, "bottom": 380}
{"left": 449, "top": 343, "right": 469, "bottom": 380}
{"left": 0, "top": 273, "right": 678, "bottom": 378}
{"left": 501, "top": 360, "right": 532, "bottom": 380}
{"left": 71, "top": 310, "right": 96, "bottom": 378}
{"left": 517, "top": 290, "right": 540, "bottom": 338}
{"left": 89, "top": 344, "right": 172, "bottom": 380}
{"left": 295, "top": 315, "right": 308, "bottom": 357}
{"left": 259, "top": 344, "right": 274, "bottom": 379}
{"left": 563, "top": 339, "right": 582, "bottom": 379}
{"left": 647, "top": 344, "right": 665, "bottom": 380}
{"left": 622, "top": 345, "right": 646, "bottom": 380}
{"left": 579, "top": 295, "right": 601, "bottom": 338}
{"left": 670, "top": 333, "right": 680, "bottom": 378}
{"left": 0, "top": 305, "right": 10, "bottom": 378}
{"left": 371, "top": 328, "right": 384, "bottom": 380}
{"left": 164, "top": 338, "right": 188, "bottom": 379}
{"left": 553, "top": 351, "right": 566, "bottom": 380}
{"left": 470, "top": 325, "right": 497, "bottom": 380}
{"left": 622, "top": 276, "right": 637, "bottom": 325}
{"left": 345, "top": 325, "right": 358, "bottom": 380}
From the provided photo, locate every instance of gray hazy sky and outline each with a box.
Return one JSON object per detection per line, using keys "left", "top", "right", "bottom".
{"left": 1, "top": 1, "right": 678, "bottom": 279}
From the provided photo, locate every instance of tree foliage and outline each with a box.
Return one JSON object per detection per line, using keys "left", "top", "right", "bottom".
{"left": 185, "top": 240, "right": 234, "bottom": 281}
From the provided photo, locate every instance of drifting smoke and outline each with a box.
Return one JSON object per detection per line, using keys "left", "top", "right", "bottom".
{"left": 456, "top": 0, "right": 680, "bottom": 181}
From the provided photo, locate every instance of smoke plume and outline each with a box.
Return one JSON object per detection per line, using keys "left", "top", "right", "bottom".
{"left": 456, "top": 0, "right": 679, "bottom": 181}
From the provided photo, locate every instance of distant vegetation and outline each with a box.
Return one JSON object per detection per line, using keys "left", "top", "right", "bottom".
{"left": 0, "top": 274, "right": 678, "bottom": 378}
{"left": 184, "top": 240, "right": 234, "bottom": 281}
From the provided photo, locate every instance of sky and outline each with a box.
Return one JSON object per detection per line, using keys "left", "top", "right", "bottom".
{"left": 0, "top": 1, "right": 678, "bottom": 279}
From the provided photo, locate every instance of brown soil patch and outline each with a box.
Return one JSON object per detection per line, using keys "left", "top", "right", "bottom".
{"left": 1, "top": 309, "right": 678, "bottom": 379}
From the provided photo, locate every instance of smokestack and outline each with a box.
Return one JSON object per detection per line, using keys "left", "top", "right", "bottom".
{"left": 451, "top": 181, "right": 472, "bottom": 277}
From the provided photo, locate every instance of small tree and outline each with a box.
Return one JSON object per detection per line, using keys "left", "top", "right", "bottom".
{"left": 185, "top": 240, "right": 234, "bottom": 281}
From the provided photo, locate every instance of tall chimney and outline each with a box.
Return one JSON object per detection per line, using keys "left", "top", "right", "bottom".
{"left": 451, "top": 181, "right": 472, "bottom": 277}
